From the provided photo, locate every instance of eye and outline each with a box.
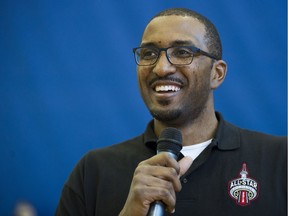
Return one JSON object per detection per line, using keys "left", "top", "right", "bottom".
{"left": 139, "top": 48, "right": 158, "bottom": 60}
{"left": 170, "top": 47, "right": 193, "bottom": 58}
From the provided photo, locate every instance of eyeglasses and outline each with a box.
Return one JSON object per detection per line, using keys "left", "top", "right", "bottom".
{"left": 133, "top": 46, "right": 219, "bottom": 66}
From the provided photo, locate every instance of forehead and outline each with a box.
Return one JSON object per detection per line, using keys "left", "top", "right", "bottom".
{"left": 141, "top": 15, "right": 207, "bottom": 48}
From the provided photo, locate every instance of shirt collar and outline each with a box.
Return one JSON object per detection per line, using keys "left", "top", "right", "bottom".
{"left": 213, "top": 112, "right": 241, "bottom": 150}
{"left": 143, "top": 120, "right": 158, "bottom": 151}
{"left": 143, "top": 112, "right": 241, "bottom": 151}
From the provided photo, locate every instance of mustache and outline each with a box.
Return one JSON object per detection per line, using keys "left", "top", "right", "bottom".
{"left": 149, "top": 76, "right": 184, "bottom": 86}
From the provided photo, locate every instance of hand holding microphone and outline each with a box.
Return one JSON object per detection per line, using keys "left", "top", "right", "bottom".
{"left": 119, "top": 128, "right": 193, "bottom": 216}
{"left": 147, "top": 127, "right": 183, "bottom": 216}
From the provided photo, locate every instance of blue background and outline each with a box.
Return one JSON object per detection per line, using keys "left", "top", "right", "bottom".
{"left": 0, "top": 0, "right": 286, "bottom": 215}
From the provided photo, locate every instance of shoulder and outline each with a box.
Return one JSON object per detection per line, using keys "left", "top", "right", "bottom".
{"left": 215, "top": 113, "right": 286, "bottom": 153}
{"left": 217, "top": 113, "right": 287, "bottom": 155}
{"left": 228, "top": 123, "right": 287, "bottom": 159}
{"left": 86, "top": 133, "right": 146, "bottom": 159}
{"left": 238, "top": 127, "right": 286, "bottom": 147}
{"left": 217, "top": 112, "right": 286, "bottom": 148}
{"left": 75, "top": 133, "right": 153, "bottom": 171}
{"left": 66, "top": 134, "right": 147, "bottom": 184}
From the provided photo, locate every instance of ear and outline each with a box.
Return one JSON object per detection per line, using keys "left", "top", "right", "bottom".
{"left": 210, "top": 60, "right": 227, "bottom": 90}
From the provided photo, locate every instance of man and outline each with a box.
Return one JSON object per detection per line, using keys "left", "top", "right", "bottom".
{"left": 55, "top": 8, "right": 286, "bottom": 216}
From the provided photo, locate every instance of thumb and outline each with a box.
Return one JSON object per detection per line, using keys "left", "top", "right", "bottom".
{"left": 178, "top": 156, "right": 193, "bottom": 177}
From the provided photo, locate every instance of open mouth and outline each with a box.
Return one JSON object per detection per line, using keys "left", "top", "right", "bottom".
{"left": 155, "top": 85, "right": 181, "bottom": 92}
{"left": 150, "top": 77, "right": 184, "bottom": 94}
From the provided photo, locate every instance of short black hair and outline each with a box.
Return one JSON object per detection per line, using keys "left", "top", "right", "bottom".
{"left": 149, "top": 8, "right": 222, "bottom": 60}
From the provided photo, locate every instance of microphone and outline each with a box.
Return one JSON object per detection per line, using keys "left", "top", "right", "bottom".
{"left": 147, "top": 127, "right": 183, "bottom": 216}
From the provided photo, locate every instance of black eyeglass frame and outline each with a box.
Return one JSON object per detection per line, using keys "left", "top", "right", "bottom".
{"left": 132, "top": 46, "right": 220, "bottom": 66}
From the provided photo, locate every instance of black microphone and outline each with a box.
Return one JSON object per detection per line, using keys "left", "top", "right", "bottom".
{"left": 147, "top": 127, "right": 183, "bottom": 216}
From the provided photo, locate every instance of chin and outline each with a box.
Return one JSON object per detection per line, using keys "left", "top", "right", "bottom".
{"left": 150, "top": 108, "right": 181, "bottom": 122}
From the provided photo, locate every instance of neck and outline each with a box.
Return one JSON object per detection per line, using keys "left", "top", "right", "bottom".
{"left": 154, "top": 108, "right": 218, "bottom": 146}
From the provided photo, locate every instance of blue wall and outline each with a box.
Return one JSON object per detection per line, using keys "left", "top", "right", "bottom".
{"left": 0, "top": 0, "right": 286, "bottom": 215}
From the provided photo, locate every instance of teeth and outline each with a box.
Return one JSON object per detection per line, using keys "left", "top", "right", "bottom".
{"left": 155, "top": 85, "right": 180, "bottom": 92}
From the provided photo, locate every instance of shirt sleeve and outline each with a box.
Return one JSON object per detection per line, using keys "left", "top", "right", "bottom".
{"left": 55, "top": 184, "right": 88, "bottom": 216}
{"left": 55, "top": 155, "right": 88, "bottom": 216}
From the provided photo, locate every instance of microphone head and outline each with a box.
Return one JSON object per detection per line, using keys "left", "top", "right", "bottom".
{"left": 157, "top": 127, "right": 182, "bottom": 157}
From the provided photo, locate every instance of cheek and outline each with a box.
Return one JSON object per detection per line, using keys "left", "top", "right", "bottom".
{"left": 187, "top": 65, "right": 211, "bottom": 89}
{"left": 137, "top": 67, "right": 150, "bottom": 84}
{"left": 137, "top": 70, "right": 143, "bottom": 86}
{"left": 137, "top": 68, "right": 149, "bottom": 93}
{"left": 184, "top": 66, "right": 198, "bottom": 84}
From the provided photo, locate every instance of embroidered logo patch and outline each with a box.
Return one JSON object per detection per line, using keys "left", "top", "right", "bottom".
{"left": 228, "top": 163, "right": 259, "bottom": 206}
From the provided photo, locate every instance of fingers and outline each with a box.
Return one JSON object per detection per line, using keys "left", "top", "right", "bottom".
{"left": 120, "top": 154, "right": 193, "bottom": 216}
{"left": 137, "top": 153, "right": 182, "bottom": 192}
{"left": 178, "top": 156, "right": 193, "bottom": 177}
{"left": 140, "top": 153, "right": 180, "bottom": 173}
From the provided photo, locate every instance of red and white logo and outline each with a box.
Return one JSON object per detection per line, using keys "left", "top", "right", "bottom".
{"left": 228, "top": 163, "right": 259, "bottom": 206}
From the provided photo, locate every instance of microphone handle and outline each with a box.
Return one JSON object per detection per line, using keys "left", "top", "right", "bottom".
{"left": 147, "top": 152, "right": 178, "bottom": 216}
{"left": 147, "top": 201, "right": 165, "bottom": 216}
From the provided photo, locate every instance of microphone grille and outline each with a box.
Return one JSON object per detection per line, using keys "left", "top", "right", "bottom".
{"left": 157, "top": 127, "right": 182, "bottom": 155}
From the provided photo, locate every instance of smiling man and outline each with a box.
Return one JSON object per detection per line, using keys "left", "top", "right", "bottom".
{"left": 55, "top": 8, "right": 286, "bottom": 216}
{"left": 135, "top": 13, "right": 226, "bottom": 145}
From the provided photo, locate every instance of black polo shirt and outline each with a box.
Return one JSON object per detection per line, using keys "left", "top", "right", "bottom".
{"left": 55, "top": 113, "right": 287, "bottom": 216}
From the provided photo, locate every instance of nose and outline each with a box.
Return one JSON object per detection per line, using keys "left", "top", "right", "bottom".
{"left": 152, "top": 52, "right": 176, "bottom": 77}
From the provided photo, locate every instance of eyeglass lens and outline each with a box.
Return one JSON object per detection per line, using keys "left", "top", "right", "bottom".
{"left": 135, "top": 47, "right": 194, "bottom": 66}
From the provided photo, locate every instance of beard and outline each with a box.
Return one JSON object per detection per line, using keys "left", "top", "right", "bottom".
{"left": 148, "top": 84, "right": 210, "bottom": 125}
{"left": 141, "top": 69, "right": 212, "bottom": 125}
{"left": 149, "top": 102, "right": 206, "bottom": 124}
{"left": 150, "top": 108, "right": 181, "bottom": 122}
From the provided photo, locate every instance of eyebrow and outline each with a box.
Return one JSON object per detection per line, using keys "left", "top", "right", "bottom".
{"left": 140, "top": 40, "right": 196, "bottom": 47}
{"left": 171, "top": 40, "right": 195, "bottom": 46}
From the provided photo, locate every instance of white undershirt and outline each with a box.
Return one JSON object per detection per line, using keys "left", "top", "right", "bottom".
{"left": 181, "top": 139, "right": 212, "bottom": 160}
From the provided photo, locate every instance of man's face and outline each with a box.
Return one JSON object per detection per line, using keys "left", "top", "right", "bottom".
{"left": 137, "top": 15, "right": 214, "bottom": 125}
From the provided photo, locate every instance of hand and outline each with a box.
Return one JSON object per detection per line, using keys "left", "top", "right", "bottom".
{"left": 119, "top": 154, "right": 193, "bottom": 216}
